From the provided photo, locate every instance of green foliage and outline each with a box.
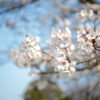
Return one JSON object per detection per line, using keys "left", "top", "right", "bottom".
{"left": 24, "top": 77, "right": 71, "bottom": 100}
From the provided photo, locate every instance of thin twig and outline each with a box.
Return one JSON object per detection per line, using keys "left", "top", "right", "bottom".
{"left": 38, "top": 70, "right": 55, "bottom": 75}
{"left": 0, "top": 0, "right": 38, "bottom": 14}
{"left": 93, "top": 44, "right": 100, "bottom": 51}
{"left": 76, "top": 64, "right": 97, "bottom": 71}
{"left": 96, "top": 46, "right": 100, "bottom": 48}
{"left": 76, "top": 53, "right": 100, "bottom": 65}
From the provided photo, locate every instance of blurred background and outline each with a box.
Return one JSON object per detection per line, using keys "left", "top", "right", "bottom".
{"left": 0, "top": 0, "right": 100, "bottom": 100}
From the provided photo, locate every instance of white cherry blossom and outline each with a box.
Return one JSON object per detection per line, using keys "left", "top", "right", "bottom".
{"left": 82, "top": 41, "right": 94, "bottom": 53}
{"left": 59, "top": 61, "right": 76, "bottom": 77}
{"left": 77, "top": 38, "right": 85, "bottom": 48}
{"left": 54, "top": 59, "right": 69, "bottom": 72}
{"left": 77, "top": 29, "right": 86, "bottom": 39}
{"left": 26, "top": 35, "right": 40, "bottom": 47}
{"left": 77, "top": 9, "right": 88, "bottom": 21}
{"left": 86, "top": 30, "right": 98, "bottom": 40}
{"left": 54, "top": 47, "right": 66, "bottom": 61}
{"left": 59, "top": 43, "right": 69, "bottom": 49}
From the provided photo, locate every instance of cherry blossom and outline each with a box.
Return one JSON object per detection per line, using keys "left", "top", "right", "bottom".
{"left": 82, "top": 41, "right": 94, "bottom": 53}
{"left": 9, "top": 8, "right": 100, "bottom": 78}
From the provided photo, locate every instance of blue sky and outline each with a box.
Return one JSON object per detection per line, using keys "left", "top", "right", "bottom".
{"left": 0, "top": 0, "right": 54, "bottom": 100}
{"left": 0, "top": 62, "right": 33, "bottom": 100}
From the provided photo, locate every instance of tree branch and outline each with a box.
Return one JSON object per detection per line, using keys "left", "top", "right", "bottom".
{"left": 76, "top": 53, "right": 100, "bottom": 65}
{"left": 38, "top": 70, "right": 55, "bottom": 75}
{"left": 38, "top": 53, "right": 100, "bottom": 75}
{"left": 0, "top": 0, "right": 38, "bottom": 14}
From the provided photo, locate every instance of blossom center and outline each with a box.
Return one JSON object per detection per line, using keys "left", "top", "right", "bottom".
{"left": 60, "top": 54, "right": 64, "bottom": 57}
{"left": 62, "top": 61, "right": 66, "bottom": 65}
{"left": 86, "top": 44, "right": 90, "bottom": 47}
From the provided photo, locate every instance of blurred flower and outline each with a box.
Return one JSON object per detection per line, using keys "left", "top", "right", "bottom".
{"left": 82, "top": 41, "right": 94, "bottom": 53}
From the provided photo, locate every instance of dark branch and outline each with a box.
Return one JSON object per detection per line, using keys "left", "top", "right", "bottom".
{"left": 0, "top": 0, "right": 38, "bottom": 14}
{"left": 76, "top": 53, "right": 100, "bottom": 65}
{"left": 39, "top": 70, "right": 55, "bottom": 75}
{"left": 79, "top": 0, "right": 99, "bottom": 4}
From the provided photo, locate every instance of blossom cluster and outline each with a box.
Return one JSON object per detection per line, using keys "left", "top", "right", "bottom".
{"left": 77, "top": 9, "right": 100, "bottom": 21}
{"left": 52, "top": 44, "right": 76, "bottom": 77}
{"left": 9, "top": 35, "right": 42, "bottom": 67}
{"left": 9, "top": 9, "right": 100, "bottom": 77}
{"left": 77, "top": 29, "right": 100, "bottom": 53}
{"left": 47, "top": 27, "right": 71, "bottom": 52}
